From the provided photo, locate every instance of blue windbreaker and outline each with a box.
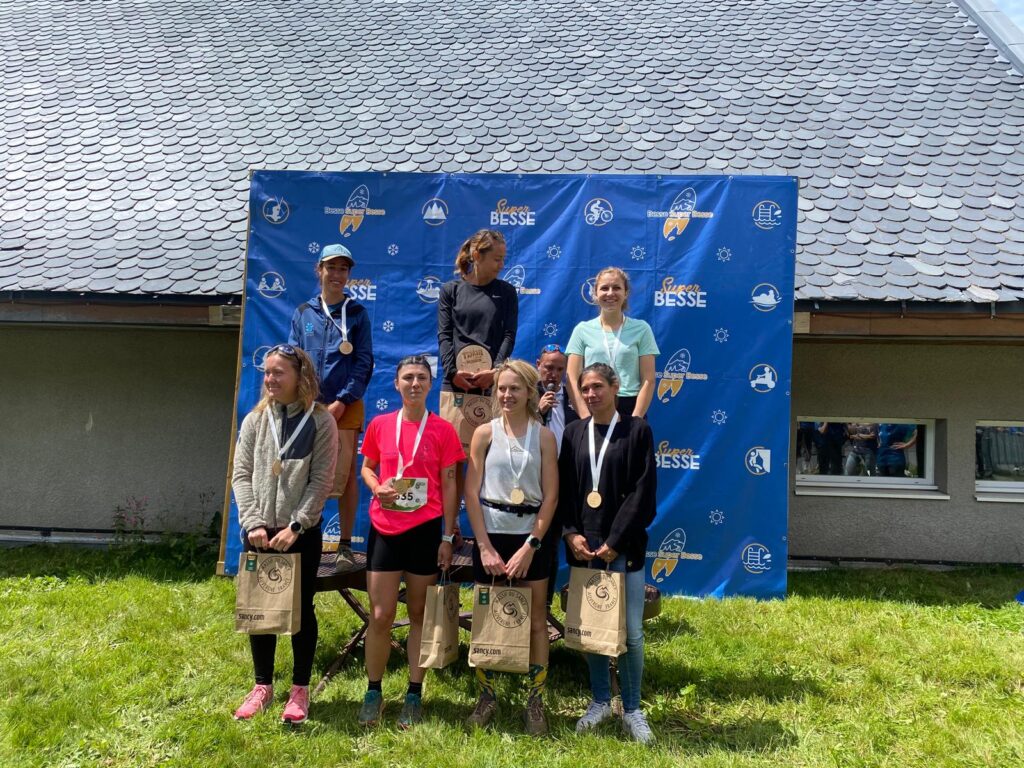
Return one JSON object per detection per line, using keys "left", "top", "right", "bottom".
{"left": 288, "top": 294, "right": 374, "bottom": 404}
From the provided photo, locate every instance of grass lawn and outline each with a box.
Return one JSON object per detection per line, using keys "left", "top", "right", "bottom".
{"left": 1, "top": 545, "right": 1023, "bottom": 768}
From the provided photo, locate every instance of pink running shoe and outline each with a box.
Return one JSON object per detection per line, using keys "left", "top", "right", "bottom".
{"left": 281, "top": 685, "right": 310, "bottom": 725}
{"left": 234, "top": 684, "right": 273, "bottom": 720}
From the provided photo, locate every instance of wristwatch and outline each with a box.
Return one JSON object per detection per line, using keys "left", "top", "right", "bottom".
{"left": 526, "top": 535, "right": 542, "bottom": 550}
{"left": 441, "top": 533, "right": 456, "bottom": 544}
{"left": 289, "top": 521, "right": 303, "bottom": 534}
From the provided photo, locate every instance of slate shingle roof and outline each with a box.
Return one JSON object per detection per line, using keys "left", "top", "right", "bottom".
{"left": 2, "top": 0, "right": 1023, "bottom": 301}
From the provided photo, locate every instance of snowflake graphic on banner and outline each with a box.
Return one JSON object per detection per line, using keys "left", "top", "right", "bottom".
{"left": 543, "top": 322, "right": 558, "bottom": 338}
{"left": 713, "top": 328, "right": 729, "bottom": 343}
{"left": 388, "top": 244, "right": 399, "bottom": 256}
{"left": 546, "top": 245, "right": 561, "bottom": 260}
{"left": 308, "top": 241, "right": 320, "bottom": 254}
{"left": 709, "top": 509, "right": 725, "bottom": 525}
{"left": 711, "top": 409, "right": 728, "bottom": 425}
{"left": 630, "top": 245, "right": 646, "bottom": 261}
{"left": 382, "top": 320, "right": 394, "bottom": 333}
{"left": 376, "top": 398, "right": 389, "bottom": 412}
{"left": 717, "top": 247, "right": 731, "bottom": 262}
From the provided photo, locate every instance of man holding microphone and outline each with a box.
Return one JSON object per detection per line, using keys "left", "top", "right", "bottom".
{"left": 536, "top": 343, "right": 578, "bottom": 610}
{"left": 536, "top": 344, "right": 578, "bottom": 454}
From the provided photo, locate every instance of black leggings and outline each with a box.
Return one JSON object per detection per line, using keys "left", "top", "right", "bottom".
{"left": 245, "top": 524, "right": 322, "bottom": 686}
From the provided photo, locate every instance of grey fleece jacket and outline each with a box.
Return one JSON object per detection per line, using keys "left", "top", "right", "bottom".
{"left": 232, "top": 401, "right": 339, "bottom": 532}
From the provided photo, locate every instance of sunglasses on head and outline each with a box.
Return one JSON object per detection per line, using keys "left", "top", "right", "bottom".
{"left": 265, "top": 344, "right": 302, "bottom": 367}
{"left": 541, "top": 344, "right": 563, "bottom": 354}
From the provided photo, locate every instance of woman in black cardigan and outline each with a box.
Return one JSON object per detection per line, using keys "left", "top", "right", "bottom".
{"left": 558, "top": 362, "right": 657, "bottom": 744}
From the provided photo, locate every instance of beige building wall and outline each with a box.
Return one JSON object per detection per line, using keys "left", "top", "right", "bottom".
{"left": 790, "top": 339, "right": 1024, "bottom": 563}
{"left": 0, "top": 325, "right": 238, "bottom": 533}
{"left": 3, "top": 327, "right": 1022, "bottom": 562}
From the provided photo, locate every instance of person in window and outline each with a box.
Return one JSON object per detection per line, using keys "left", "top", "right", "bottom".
{"left": 844, "top": 423, "right": 877, "bottom": 476}
{"left": 796, "top": 421, "right": 816, "bottom": 474}
{"left": 815, "top": 422, "right": 847, "bottom": 476}
{"left": 875, "top": 423, "right": 918, "bottom": 477}
{"left": 231, "top": 345, "right": 339, "bottom": 725}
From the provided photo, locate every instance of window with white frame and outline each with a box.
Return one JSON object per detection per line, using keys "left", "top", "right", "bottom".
{"left": 976, "top": 422, "right": 1024, "bottom": 497}
{"left": 795, "top": 418, "right": 936, "bottom": 491}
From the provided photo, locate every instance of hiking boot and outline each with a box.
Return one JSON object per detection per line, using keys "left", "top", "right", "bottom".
{"left": 523, "top": 696, "right": 548, "bottom": 736}
{"left": 281, "top": 685, "right": 309, "bottom": 725}
{"left": 575, "top": 700, "right": 613, "bottom": 733}
{"left": 233, "top": 684, "right": 273, "bottom": 720}
{"left": 465, "top": 692, "right": 497, "bottom": 728}
{"left": 335, "top": 544, "right": 357, "bottom": 574}
{"left": 621, "top": 709, "right": 655, "bottom": 744}
{"left": 358, "top": 690, "right": 384, "bottom": 726}
{"left": 397, "top": 693, "right": 423, "bottom": 730}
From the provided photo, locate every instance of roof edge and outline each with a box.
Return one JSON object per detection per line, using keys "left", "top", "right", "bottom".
{"left": 795, "top": 299, "right": 1024, "bottom": 314}
{"left": 1, "top": 290, "right": 240, "bottom": 307}
{"left": 956, "top": 0, "right": 1024, "bottom": 75}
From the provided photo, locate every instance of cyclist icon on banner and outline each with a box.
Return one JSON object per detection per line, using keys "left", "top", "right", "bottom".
{"left": 584, "top": 198, "right": 614, "bottom": 226}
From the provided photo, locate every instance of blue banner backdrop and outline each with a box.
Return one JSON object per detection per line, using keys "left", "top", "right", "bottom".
{"left": 227, "top": 171, "right": 797, "bottom": 599}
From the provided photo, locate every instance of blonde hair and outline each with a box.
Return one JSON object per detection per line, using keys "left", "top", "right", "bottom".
{"left": 455, "top": 229, "right": 506, "bottom": 276}
{"left": 254, "top": 346, "right": 321, "bottom": 413}
{"left": 594, "top": 266, "right": 631, "bottom": 312}
{"left": 490, "top": 359, "right": 541, "bottom": 422}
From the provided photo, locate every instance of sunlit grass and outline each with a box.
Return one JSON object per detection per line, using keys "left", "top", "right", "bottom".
{"left": 1, "top": 546, "right": 1022, "bottom": 767}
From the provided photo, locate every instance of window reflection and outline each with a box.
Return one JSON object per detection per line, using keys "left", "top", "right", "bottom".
{"left": 976, "top": 426, "right": 1024, "bottom": 483}
{"left": 796, "top": 421, "right": 925, "bottom": 479}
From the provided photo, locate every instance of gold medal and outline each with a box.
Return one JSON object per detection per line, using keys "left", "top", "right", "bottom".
{"left": 586, "top": 490, "right": 602, "bottom": 508}
{"left": 510, "top": 487, "right": 526, "bottom": 505}
{"left": 272, "top": 459, "right": 283, "bottom": 476}
{"left": 339, "top": 340, "right": 353, "bottom": 355}
{"left": 392, "top": 477, "right": 414, "bottom": 494}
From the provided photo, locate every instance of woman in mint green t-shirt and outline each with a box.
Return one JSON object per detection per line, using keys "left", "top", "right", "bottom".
{"left": 566, "top": 267, "right": 660, "bottom": 419}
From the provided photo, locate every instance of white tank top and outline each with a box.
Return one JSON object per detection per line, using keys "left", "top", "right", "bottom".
{"left": 479, "top": 417, "right": 543, "bottom": 534}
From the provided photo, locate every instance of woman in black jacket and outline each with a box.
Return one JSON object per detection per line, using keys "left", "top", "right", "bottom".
{"left": 558, "top": 362, "right": 657, "bottom": 744}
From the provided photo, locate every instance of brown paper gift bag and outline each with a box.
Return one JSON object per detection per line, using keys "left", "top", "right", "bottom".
{"left": 563, "top": 565, "right": 627, "bottom": 657}
{"left": 418, "top": 579, "right": 461, "bottom": 669}
{"left": 234, "top": 552, "right": 302, "bottom": 635}
{"left": 439, "top": 390, "right": 492, "bottom": 450}
{"left": 468, "top": 583, "right": 531, "bottom": 673}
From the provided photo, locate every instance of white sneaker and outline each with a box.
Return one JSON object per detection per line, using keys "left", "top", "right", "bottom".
{"left": 575, "top": 700, "right": 613, "bottom": 733}
{"left": 622, "top": 709, "right": 655, "bottom": 744}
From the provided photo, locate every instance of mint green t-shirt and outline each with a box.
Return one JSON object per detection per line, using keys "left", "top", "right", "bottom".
{"left": 565, "top": 317, "right": 660, "bottom": 396}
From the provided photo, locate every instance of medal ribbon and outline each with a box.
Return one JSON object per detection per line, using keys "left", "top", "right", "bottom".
{"left": 320, "top": 296, "right": 350, "bottom": 345}
{"left": 588, "top": 412, "right": 620, "bottom": 495}
{"left": 504, "top": 416, "right": 536, "bottom": 493}
{"left": 602, "top": 317, "right": 626, "bottom": 369}
{"left": 395, "top": 409, "right": 429, "bottom": 480}
{"left": 267, "top": 404, "right": 316, "bottom": 462}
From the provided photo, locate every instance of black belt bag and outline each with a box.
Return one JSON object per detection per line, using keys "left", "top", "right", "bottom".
{"left": 481, "top": 499, "right": 541, "bottom": 517}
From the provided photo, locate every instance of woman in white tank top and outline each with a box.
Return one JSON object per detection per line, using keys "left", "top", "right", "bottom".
{"left": 464, "top": 359, "right": 559, "bottom": 734}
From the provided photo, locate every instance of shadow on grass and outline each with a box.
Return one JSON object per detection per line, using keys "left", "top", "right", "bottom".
{"left": 0, "top": 542, "right": 219, "bottom": 583}
{"left": 662, "top": 712, "right": 797, "bottom": 754}
{"left": 787, "top": 565, "right": 1024, "bottom": 608}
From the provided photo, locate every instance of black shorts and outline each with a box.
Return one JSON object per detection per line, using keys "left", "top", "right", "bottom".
{"left": 367, "top": 516, "right": 441, "bottom": 576}
{"left": 473, "top": 531, "right": 551, "bottom": 583}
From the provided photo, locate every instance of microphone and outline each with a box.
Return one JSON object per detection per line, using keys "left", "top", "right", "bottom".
{"left": 545, "top": 382, "right": 557, "bottom": 393}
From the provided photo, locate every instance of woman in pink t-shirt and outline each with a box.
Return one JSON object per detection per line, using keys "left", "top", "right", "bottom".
{"left": 357, "top": 355, "right": 465, "bottom": 729}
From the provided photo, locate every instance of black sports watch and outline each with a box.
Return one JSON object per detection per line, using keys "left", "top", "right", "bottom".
{"left": 289, "top": 521, "right": 303, "bottom": 534}
{"left": 526, "top": 535, "right": 542, "bottom": 550}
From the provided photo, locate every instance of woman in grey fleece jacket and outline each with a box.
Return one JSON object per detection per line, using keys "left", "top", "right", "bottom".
{"left": 231, "top": 344, "right": 338, "bottom": 725}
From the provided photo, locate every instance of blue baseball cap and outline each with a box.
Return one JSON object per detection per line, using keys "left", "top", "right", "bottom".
{"left": 318, "top": 244, "right": 355, "bottom": 266}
